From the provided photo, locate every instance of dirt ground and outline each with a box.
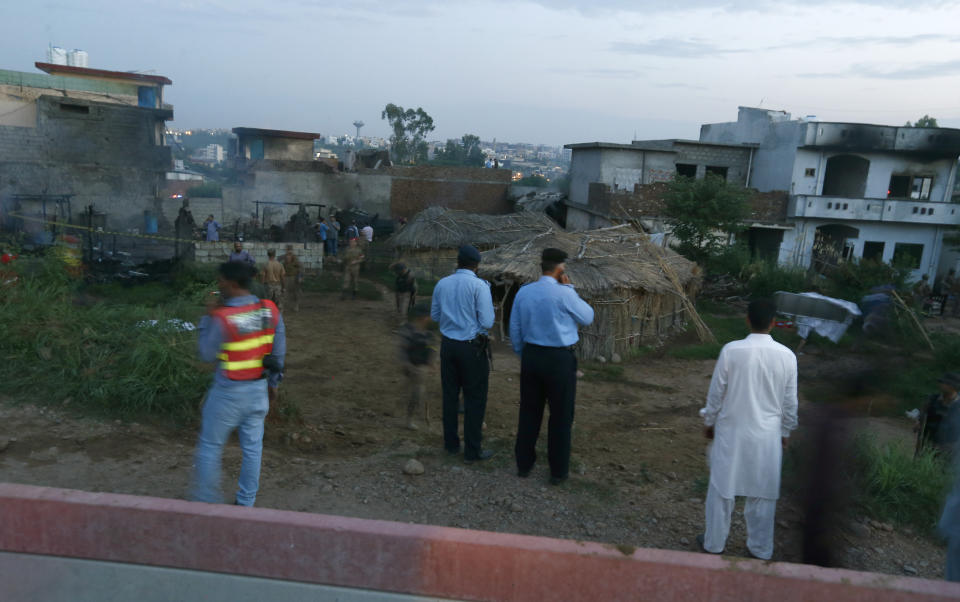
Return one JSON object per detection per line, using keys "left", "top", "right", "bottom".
{"left": 0, "top": 273, "right": 950, "bottom": 580}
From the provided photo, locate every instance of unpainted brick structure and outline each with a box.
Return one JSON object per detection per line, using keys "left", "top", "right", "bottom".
{"left": 0, "top": 96, "right": 171, "bottom": 230}
{"left": 193, "top": 241, "right": 324, "bottom": 271}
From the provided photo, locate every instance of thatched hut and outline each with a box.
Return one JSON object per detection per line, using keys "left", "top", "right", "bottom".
{"left": 478, "top": 226, "right": 701, "bottom": 360}
{"left": 387, "top": 207, "right": 557, "bottom": 279}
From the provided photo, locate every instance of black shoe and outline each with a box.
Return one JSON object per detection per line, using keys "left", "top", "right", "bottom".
{"left": 517, "top": 468, "right": 531, "bottom": 478}
{"left": 549, "top": 475, "right": 567, "bottom": 486}
{"left": 445, "top": 446, "right": 461, "bottom": 456}
{"left": 464, "top": 449, "right": 495, "bottom": 464}
{"left": 696, "top": 534, "right": 722, "bottom": 555}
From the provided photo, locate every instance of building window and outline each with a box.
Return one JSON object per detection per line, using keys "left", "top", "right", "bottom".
{"left": 913, "top": 207, "right": 919, "bottom": 214}
{"left": 893, "top": 243, "right": 924, "bottom": 270}
{"left": 888, "top": 174, "right": 934, "bottom": 200}
{"left": 911, "top": 176, "right": 933, "bottom": 200}
{"left": 862, "top": 241, "right": 885, "bottom": 262}
{"left": 827, "top": 202, "right": 833, "bottom": 209}
{"left": 59, "top": 103, "right": 89, "bottom": 115}
{"left": 843, "top": 203, "right": 849, "bottom": 210}
{"left": 676, "top": 163, "right": 696, "bottom": 178}
{"left": 804, "top": 168, "right": 816, "bottom": 177}
{"left": 930, "top": 208, "right": 935, "bottom": 215}
{"left": 705, "top": 166, "right": 728, "bottom": 180}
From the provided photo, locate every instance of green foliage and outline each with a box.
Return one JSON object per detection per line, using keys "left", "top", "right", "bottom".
{"left": 705, "top": 243, "right": 751, "bottom": 277}
{"left": 879, "top": 332, "right": 960, "bottom": 413}
{"left": 851, "top": 435, "right": 950, "bottom": 529}
{"left": 517, "top": 175, "right": 549, "bottom": 188}
{"left": 822, "top": 259, "right": 912, "bottom": 302}
{"left": 431, "top": 134, "right": 485, "bottom": 167}
{"left": 905, "top": 115, "right": 939, "bottom": 128}
{"left": 186, "top": 182, "right": 223, "bottom": 198}
{"left": 0, "top": 255, "right": 209, "bottom": 421}
{"left": 742, "top": 261, "right": 815, "bottom": 298}
{"left": 580, "top": 364, "right": 626, "bottom": 382}
{"left": 382, "top": 103, "right": 435, "bottom": 165}
{"left": 664, "top": 175, "right": 749, "bottom": 264}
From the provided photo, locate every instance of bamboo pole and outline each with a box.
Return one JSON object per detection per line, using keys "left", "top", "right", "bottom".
{"left": 891, "top": 290, "right": 935, "bottom": 351}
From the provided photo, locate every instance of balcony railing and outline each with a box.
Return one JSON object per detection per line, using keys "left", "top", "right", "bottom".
{"left": 791, "top": 195, "right": 960, "bottom": 226}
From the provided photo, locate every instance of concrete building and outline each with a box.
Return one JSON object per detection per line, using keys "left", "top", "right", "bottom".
{"left": 700, "top": 107, "right": 960, "bottom": 278}
{"left": 564, "top": 139, "right": 757, "bottom": 231}
{"left": 0, "top": 62, "right": 173, "bottom": 232}
{"left": 233, "top": 127, "right": 319, "bottom": 162}
{"left": 192, "top": 143, "right": 223, "bottom": 164}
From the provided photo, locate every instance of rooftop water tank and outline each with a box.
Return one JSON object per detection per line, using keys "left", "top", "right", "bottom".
{"left": 67, "top": 50, "right": 89, "bottom": 68}
{"left": 47, "top": 46, "right": 68, "bottom": 65}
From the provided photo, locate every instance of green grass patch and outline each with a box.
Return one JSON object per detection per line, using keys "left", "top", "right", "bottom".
{"left": 580, "top": 364, "right": 627, "bottom": 382}
{"left": 0, "top": 256, "right": 210, "bottom": 421}
{"left": 851, "top": 435, "right": 951, "bottom": 530}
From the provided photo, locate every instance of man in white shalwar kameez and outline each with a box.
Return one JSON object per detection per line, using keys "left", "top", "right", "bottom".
{"left": 699, "top": 299, "right": 799, "bottom": 560}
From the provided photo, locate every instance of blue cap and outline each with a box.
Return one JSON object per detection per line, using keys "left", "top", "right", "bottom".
{"left": 458, "top": 245, "right": 481, "bottom": 265}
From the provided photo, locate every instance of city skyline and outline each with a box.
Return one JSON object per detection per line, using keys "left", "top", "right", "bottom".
{"left": 3, "top": 1, "right": 960, "bottom": 146}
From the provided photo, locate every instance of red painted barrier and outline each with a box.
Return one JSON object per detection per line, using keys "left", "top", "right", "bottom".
{"left": 0, "top": 483, "right": 957, "bottom": 601}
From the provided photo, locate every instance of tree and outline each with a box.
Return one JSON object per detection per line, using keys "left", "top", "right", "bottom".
{"left": 905, "top": 115, "right": 939, "bottom": 128}
{"left": 381, "top": 103, "right": 435, "bottom": 164}
{"left": 663, "top": 174, "right": 749, "bottom": 264}
{"left": 432, "top": 134, "right": 485, "bottom": 167}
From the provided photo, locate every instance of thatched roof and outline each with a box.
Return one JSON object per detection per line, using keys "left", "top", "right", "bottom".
{"left": 389, "top": 207, "right": 557, "bottom": 251}
{"left": 478, "top": 225, "right": 700, "bottom": 296}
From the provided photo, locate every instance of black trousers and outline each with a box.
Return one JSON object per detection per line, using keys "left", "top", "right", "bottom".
{"left": 440, "top": 337, "right": 489, "bottom": 459}
{"left": 515, "top": 344, "right": 577, "bottom": 479}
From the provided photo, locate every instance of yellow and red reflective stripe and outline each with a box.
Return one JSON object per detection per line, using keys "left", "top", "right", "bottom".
{"left": 221, "top": 334, "right": 275, "bottom": 352}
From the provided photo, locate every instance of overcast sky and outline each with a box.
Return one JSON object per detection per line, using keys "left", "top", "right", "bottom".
{"left": 3, "top": 0, "right": 960, "bottom": 145}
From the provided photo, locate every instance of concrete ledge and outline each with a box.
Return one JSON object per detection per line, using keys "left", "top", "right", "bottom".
{"left": 0, "top": 483, "right": 957, "bottom": 601}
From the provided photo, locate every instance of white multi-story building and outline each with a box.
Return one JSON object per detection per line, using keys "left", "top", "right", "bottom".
{"left": 194, "top": 143, "right": 224, "bottom": 164}
{"left": 700, "top": 107, "right": 960, "bottom": 279}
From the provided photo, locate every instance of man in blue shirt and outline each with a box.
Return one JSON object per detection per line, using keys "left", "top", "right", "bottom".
{"left": 228, "top": 241, "right": 256, "bottom": 266}
{"left": 203, "top": 214, "right": 220, "bottom": 242}
{"left": 510, "top": 248, "right": 594, "bottom": 484}
{"left": 430, "top": 245, "right": 496, "bottom": 462}
{"left": 191, "top": 261, "right": 286, "bottom": 506}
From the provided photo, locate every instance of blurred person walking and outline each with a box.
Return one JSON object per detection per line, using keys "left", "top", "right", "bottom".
{"left": 398, "top": 303, "right": 435, "bottom": 430}
{"left": 340, "top": 237, "right": 364, "bottom": 300}
{"left": 328, "top": 215, "right": 340, "bottom": 257}
{"left": 260, "top": 249, "right": 285, "bottom": 312}
{"left": 509, "top": 248, "right": 594, "bottom": 485}
{"left": 698, "top": 299, "right": 799, "bottom": 560}
{"left": 282, "top": 245, "right": 303, "bottom": 313}
{"left": 191, "top": 261, "right": 285, "bottom": 506}
{"left": 430, "top": 245, "right": 496, "bottom": 463}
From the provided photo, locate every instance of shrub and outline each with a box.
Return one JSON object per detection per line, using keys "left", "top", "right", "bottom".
{"left": 742, "top": 261, "right": 814, "bottom": 298}
{"left": 851, "top": 435, "right": 951, "bottom": 530}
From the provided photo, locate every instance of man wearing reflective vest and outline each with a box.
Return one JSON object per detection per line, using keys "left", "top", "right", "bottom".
{"left": 191, "top": 261, "right": 286, "bottom": 506}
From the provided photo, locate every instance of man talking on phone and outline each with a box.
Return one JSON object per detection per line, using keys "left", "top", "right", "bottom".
{"left": 509, "top": 248, "right": 594, "bottom": 485}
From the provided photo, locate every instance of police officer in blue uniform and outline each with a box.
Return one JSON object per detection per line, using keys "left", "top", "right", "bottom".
{"left": 430, "top": 245, "right": 496, "bottom": 462}
{"left": 510, "top": 248, "right": 594, "bottom": 484}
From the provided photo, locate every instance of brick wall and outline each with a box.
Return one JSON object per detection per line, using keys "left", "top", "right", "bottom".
{"left": 587, "top": 182, "right": 789, "bottom": 224}
{"left": 193, "top": 242, "right": 325, "bottom": 271}
{"left": 0, "top": 95, "right": 170, "bottom": 230}
{"left": 387, "top": 165, "right": 512, "bottom": 218}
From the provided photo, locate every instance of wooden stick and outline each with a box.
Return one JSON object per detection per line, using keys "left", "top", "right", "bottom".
{"left": 891, "top": 290, "right": 935, "bottom": 350}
